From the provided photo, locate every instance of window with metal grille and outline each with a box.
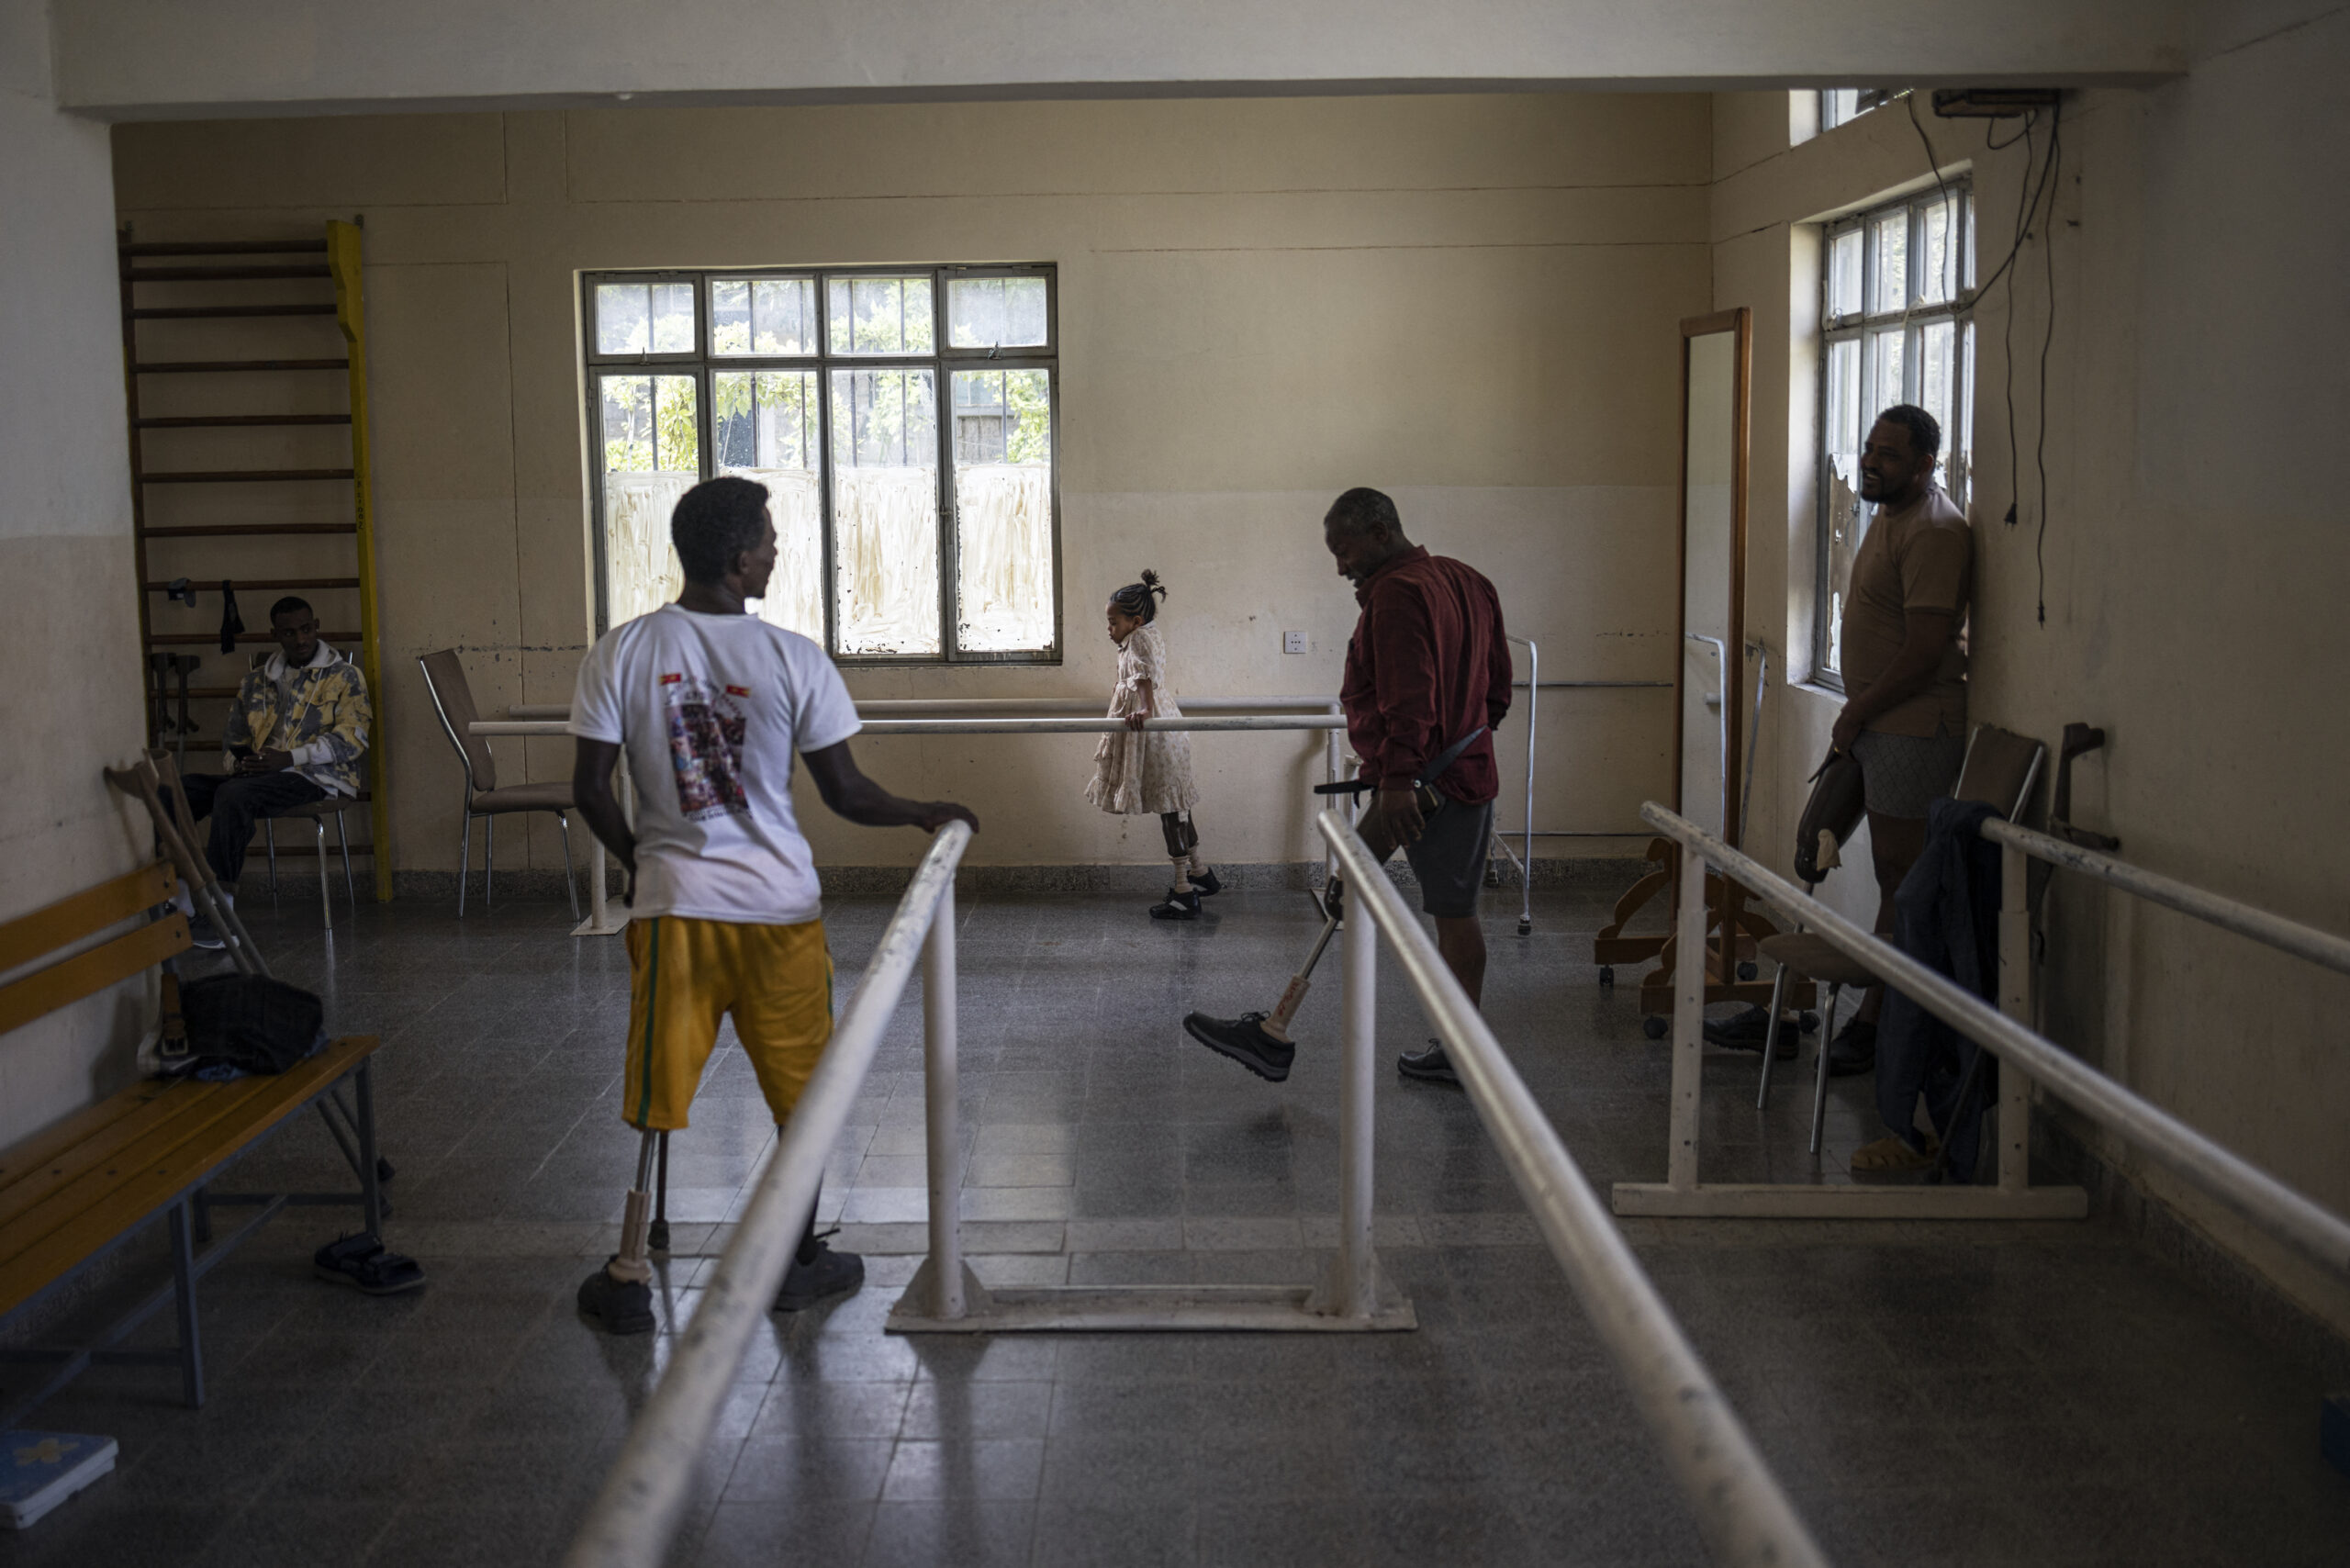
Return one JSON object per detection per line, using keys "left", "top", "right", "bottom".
{"left": 1820, "top": 88, "right": 1903, "bottom": 132}
{"left": 583, "top": 265, "right": 1060, "bottom": 664}
{"left": 1816, "top": 184, "right": 1975, "bottom": 685}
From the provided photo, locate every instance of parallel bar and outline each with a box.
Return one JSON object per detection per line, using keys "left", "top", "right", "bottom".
{"left": 132, "top": 358, "right": 349, "bottom": 374}
{"left": 135, "top": 414, "right": 351, "bottom": 429}
{"left": 476, "top": 715, "right": 1346, "bottom": 738}
{"left": 146, "top": 577, "right": 358, "bottom": 591}
{"left": 1667, "top": 844, "right": 1707, "bottom": 1192}
{"left": 129, "top": 304, "right": 337, "bottom": 319}
{"left": 563, "top": 822, "right": 971, "bottom": 1568}
{"left": 1510, "top": 679, "right": 1673, "bottom": 689}
{"left": 149, "top": 631, "right": 358, "bottom": 645}
{"left": 141, "top": 467, "right": 354, "bottom": 484}
{"left": 922, "top": 879, "right": 964, "bottom": 1320}
{"left": 1640, "top": 802, "right": 2350, "bottom": 1282}
{"left": 1321, "top": 812, "right": 1828, "bottom": 1568}
{"left": 140, "top": 522, "right": 356, "bottom": 538}
{"left": 502, "top": 696, "right": 1341, "bottom": 722}
{"left": 1984, "top": 818, "right": 2350, "bottom": 979}
{"left": 1336, "top": 856, "right": 1378, "bottom": 1316}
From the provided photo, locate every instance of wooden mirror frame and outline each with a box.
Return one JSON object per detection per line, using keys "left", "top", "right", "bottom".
{"left": 1671, "top": 307, "right": 1752, "bottom": 851}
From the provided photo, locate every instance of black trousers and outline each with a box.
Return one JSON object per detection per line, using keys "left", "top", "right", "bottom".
{"left": 168, "top": 771, "right": 330, "bottom": 885}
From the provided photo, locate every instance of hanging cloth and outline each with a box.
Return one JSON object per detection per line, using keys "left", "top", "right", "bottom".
{"left": 218, "top": 580, "right": 243, "bottom": 655}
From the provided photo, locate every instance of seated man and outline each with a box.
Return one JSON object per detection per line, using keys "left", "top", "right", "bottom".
{"left": 171, "top": 596, "right": 371, "bottom": 946}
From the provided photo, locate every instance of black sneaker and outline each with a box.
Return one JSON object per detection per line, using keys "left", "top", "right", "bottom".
{"left": 186, "top": 910, "right": 226, "bottom": 950}
{"left": 1183, "top": 1011, "right": 1295, "bottom": 1082}
{"left": 774, "top": 1238, "right": 865, "bottom": 1313}
{"left": 1397, "top": 1040, "right": 1462, "bottom": 1088}
{"left": 577, "top": 1260, "right": 655, "bottom": 1335}
{"left": 1827, "top": 1020, "right": 1878, "bottom": 1077}
{"left": 1703, "top": 1006, "right": 1807, "bottom": 1059}
{"left": 1150, "top": 889, "right": 1203, "bottom": 921}
{"left": 1189, "top": 868, "right": 1223, "bottom": 897}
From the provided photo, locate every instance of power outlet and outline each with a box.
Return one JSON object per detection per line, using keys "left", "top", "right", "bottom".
{"left": 1282, "top": 631, "right": 1308, "bottom": 655}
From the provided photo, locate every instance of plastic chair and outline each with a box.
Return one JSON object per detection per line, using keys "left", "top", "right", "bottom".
{"left": 1752, "top": 723, "right": 2047, "bottom": 1157}
{"left": 261, "top": 795, "right": 360, "bottom": 932}
{"left": 418, "top": 650, "right": 579, "bottom": 918}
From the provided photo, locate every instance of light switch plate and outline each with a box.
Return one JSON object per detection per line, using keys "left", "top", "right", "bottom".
{"left": 1282, "top": 631, "right": 1308, "bottom": 655}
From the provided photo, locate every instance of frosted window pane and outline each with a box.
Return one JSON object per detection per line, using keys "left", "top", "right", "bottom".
{"left": 652, "top": 284, "right": 695, "bottom": 353}
{"left": 602, "top": 373, "right": 699, "bottom": 628}
{"left": 831, "top": 367, "right": 940, "bottom": 655}
{"left": 947, "top": 277, "right": 1049, "bottom": 349}
{"left": 600, "top": 375, "right": 655, "bottom": 472}
{"left": 711, "top": 280, "right": 750, "bottom": 353}
{"left": 653, "top": 375, "right": 698, "bottom": 473}
{"left": 714, "top": 278, "right": 817, "bottom": 357}
{"left": 713, "top": 370, "right": 822, "bottom": 639}
{"left": 1953, "top": 320, "right": 1976, "bottom": 507}
{"left": 1919, "top": 198, "right": 1955, "bottom": 305}
{"left": 953, "top": 369, "right": 1054, "bottom": 652}
{"left": 1919, "top": 319, "right": 1955, "bottom": 482}
{"left": 596, "top": 285, "right": 650, "bottom": 355}
{"left": 828, "top": 276, "right": 934, "bottom": 355}
{"left": 1872, "top": 211, "right": 1908, "bottom": 313}
{"left": 1963, "top": 190, "right": 1977, "bottom": 289}
{"left": 1829, "top": 230, "right": 1863, "bottom": 319}
{"left": 1867, "top": 329, "right": 1904, "bottom": 419}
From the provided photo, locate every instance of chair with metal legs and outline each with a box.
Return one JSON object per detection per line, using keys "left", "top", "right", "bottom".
{"left": 418, "top": 649, "right": 579, "bottom": 918}
{"left": 1752, "top": 723, "right": 2048, "bottom": 1159}
{"left": 261, "top": 796, "right": 361, "bottom": 933}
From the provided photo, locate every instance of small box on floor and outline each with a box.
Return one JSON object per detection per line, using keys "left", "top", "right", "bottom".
{"left": 0, "top": 1431, "right": 118, "bottom": 1529}
{"left": 2323, "top": 1394, "right": 2350, "bottom": 1479}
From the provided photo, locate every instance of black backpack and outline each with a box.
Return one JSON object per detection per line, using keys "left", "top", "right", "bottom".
{"left": 180, "top": 974, "right": 326, "bottom": 1075}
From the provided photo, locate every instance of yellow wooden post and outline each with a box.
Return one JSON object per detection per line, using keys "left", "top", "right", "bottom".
{"left": 327, "top": 220, "right": 393, "bottom": 902}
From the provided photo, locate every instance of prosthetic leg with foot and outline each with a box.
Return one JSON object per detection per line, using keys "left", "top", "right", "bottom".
{"left": 577, "top": 1127, "right": 660, "bottom": 1335}
{"left": 1181, "top": 878, "right": 1343, "bottom": 1082}
{"left": 772, "top": 1180, "right": 864, "bottom": 1312}
{"left": 1149, "top": 811, "right": 1219, "bottom": 920}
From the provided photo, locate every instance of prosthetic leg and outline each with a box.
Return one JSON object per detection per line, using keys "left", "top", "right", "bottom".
{"left": 1148, "top": 811, "right": 1220, "bottom": 920}
{"left": 1179, "top": 878, "right": 1341, "bottom": 1082}
{"left": 576, "top": 1126, "right": 660, "bottom": 1335}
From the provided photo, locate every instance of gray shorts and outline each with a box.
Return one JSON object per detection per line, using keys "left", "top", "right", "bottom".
{"left": 1388, "top": 795, "right": 1494, "bottom": 920}
{"left": 1851, "top": 730, "right": 1967, "bottom": 818}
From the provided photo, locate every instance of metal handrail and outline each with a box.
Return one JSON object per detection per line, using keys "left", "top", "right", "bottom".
{"left": 1640, "top": 801, "right": 2350, "bottom": 1281}
{"left": 1319, "top": 810, "right": 1830, "bottom": 1568}
{"left": 561, "top": 820, "right": 973, "bottom": 1568}
{"left": 1985, "top": 817, "right": 2350, "bottom": 979}
{"left": 468, "top": 715, "right": 1345, "bottom": 737}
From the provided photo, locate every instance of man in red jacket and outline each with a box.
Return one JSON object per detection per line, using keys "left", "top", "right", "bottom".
{"left": 1188, "top": 487, "right": 1511, "bottom": 1088}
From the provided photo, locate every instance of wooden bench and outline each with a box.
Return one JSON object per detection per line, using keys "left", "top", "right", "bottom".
{"left": 0, "top": 860, "right": 387, "bottom": 1425}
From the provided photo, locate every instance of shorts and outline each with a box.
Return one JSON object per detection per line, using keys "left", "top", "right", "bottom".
{"left": 621, "top": 914, "right": 834, "bottom": 1131}
{"left": 1390, "top": 795, "right": 1494, "bottom": 921}
{"left": 1851, "top": 730, "right": 1967, "bottom": 819}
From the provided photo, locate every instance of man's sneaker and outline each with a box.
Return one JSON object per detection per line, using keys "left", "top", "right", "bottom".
{"left": 1188, "top": 868, "right": 1224, "bottom": 897}
{"left": 186, "top": 910, "right": 226, "bottom": 950}
{"left": 1182, "top": 1011, "right": 1295, "bottom": 1082}
{"left": 1150, "top": 889, "right": 1203, "bottom": 921}
{"left": 774, "top": 1238, "right": 865, "bottom": 1313}
{"left": 577, "top": 1260, "right": 655, "bottom": 1336}
{"left": 1397, "top": 1040, "right": 1462, "bottom": 1088}
{"left": 1827, "top": 1020, "right": 1878, "bottom": 1077}
{"left": 1703, "top": 1005, "right": 1808, "bottom": 1059}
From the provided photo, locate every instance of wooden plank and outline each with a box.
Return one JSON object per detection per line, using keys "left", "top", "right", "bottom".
{"left": 0, "top": 1076, "right": 277, "bottom": 1235}
{"left": 127, "top": 265, "right": 332, "bottom": 282}
{"left": 119, "top": 241, "right": 329, "bottom": 257}
{"left": 140, "top": 468, "right": 354, "bottom": 485}
{"left": 0, "top": 919, "right": 187, "bottom": 1040}
{"left": 140, "top": 523, "right": 357, "bottom": 538}
{"left": 129, "top": 304, "right": 337, "bottom": 320}
{"left": 135, "top": 415, "right": 352, "bottom": 430}
{"left": 132, "top": 358, "right": 348, "bottom": 374}
{"left": 0, "top": 1036, "right": 380, "bottom": 1316}
{"left": 0, "top": 1081, "right": 182, "bottom": 1197}
{"left": 0, "top": 863, "right": 174, "bottom": 973}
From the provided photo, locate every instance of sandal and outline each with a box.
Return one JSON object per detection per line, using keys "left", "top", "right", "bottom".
{"left": 313, "top": 1231, "right": 427, "bottom": 1295}
{"left": 1850, "top": 1132, "right": 1941, "bottom": 1182}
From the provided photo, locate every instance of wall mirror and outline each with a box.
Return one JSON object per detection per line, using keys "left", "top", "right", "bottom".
{"left": 1674, "top": 308, "right": 1751, "bottom": 849}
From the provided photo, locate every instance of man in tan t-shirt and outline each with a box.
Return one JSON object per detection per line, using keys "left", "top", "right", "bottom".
{"left": 1825, "top": 404, "right": 1972, "bottom": 1078}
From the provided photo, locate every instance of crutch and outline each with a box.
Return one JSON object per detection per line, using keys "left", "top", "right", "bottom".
{"left": 106, "top": 752, "right": 270, "bottom": 979}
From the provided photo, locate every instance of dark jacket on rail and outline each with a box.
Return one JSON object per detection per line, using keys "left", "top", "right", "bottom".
{"left": 1877, "top": 795, "right": 2005, "bottom": 1182}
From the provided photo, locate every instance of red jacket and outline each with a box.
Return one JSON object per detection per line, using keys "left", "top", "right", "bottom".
{"left": 1339, "top": 545, "right": 1512, "bottom": 803}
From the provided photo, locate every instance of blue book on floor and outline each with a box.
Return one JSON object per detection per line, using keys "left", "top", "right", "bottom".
{"left": 0, "top": 1432, "right": 118, "bottom": 1530}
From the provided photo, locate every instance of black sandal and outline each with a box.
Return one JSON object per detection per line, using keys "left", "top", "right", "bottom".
{"left": 313, "top": 1231, "right": 427, "bottom": 1295}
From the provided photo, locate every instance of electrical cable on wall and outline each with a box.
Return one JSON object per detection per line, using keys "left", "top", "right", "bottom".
{"left": 2034, "top": 99, "right": 2065, "bottom": 624}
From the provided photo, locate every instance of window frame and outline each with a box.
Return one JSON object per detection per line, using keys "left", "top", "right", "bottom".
{"left": 1819, "top": 88, "right": 1902, "bottom": 132}
{"left": 1812, "top": 182, "right": 1975, "bottom": 689}
{"left": 581, "top": 262, "right": 1062, "bottom": 666}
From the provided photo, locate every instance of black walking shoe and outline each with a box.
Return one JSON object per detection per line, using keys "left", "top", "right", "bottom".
{"left": 577, "top": 1260, "right": 655, "bottom": 1336}
{"left": 1150, "top": 889, "right": 1203, "bottom": 921}
{"left": 774, "top": 1238, "right": 865, "bottom": 1313}
{"left": 1703, "top": 1006, "right": 1809, "bottom": 1059}
{"left": 1188, "top": 868, "right": 1223, "bottom": 897}
{"left": 1397, "top": 1040, "right": 1462, "bottom": 1088}
{"left": 1183, "top": 1011, "right": 1295, "bottom": 1082}
{"left": 1826, "top": 1020, "right": 1878, "bottom": 1077}
{"left": 186, "top": 911, "right": 226, "bottom": 950}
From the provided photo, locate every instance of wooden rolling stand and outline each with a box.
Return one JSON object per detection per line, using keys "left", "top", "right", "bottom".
{"left": 1596, "top": 837, "right": 1812, "bottom": 1031}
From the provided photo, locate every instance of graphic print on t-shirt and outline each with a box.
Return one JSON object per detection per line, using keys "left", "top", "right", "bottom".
{"left": 662, "top": 674, "right": 752, "bottom": 821}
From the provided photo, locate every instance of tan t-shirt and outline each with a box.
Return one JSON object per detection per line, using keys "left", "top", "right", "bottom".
{"left": 1839, "top": 485, "right": 1971, "bottom": 738}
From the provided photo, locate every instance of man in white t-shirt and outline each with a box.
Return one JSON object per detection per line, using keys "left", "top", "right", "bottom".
{"left": 569, "top": 476, "right": 979, "bottom": 1336}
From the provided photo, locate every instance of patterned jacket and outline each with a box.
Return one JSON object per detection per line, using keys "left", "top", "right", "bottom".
{"left": 222, "top": 642, "right": 371, "bottom": 797}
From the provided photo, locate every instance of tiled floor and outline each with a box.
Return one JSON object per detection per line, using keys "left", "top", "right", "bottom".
{"left": 4, "top": 878, "right": 2346, "bottom": 1566}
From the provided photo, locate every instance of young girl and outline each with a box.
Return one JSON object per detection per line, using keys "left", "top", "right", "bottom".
{"left": 1086, "top": 570, "right": 1219, "bottom": 919}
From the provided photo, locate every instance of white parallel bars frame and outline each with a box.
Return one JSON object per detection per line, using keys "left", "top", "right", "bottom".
{"left": 1617, "top": 805, "right": 2350, "bottom": 1286}
{"left": 560, "top": 820, "right": 972, "bottom": 1568}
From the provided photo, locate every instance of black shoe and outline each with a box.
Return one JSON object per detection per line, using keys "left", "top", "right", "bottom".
{"left": 1703, "top": 1006, "right": 1805, "bottom": 1059}
{"left": 186, "top": 911, "right": 226, "bottom": 950}
{"left": 1397, "top": 1040, "right": 1462, "bottom": 1088}
{"left": 1827, "top": 1020, "right": 1878, "bottom": 1077}
{"left": 1183, "top": 1011, "right": 1295, "bottom": 1082}
{"left": 577, "top": 1260, "right": 655, "bottom": 1335}
{"left": 1189, "top": 868, "right": 1223, "bottom": 897}
{"left": 774, "top": 1238, "right": 865, "bottom": 1312}
{"left": 313, "top": 1232, "right": 426, "bottom": 1296}
{"left": 1150, "top": 889, "right": 1203, "bottom": 921}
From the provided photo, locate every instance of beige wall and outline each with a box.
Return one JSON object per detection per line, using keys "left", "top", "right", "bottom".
{"left": 1714, "top": 5, "right": 2350, "bottom": 1333}
{"left": 0, "top": 0, "right": 152, "bottom": 1147}
{"left": 112, "top": 93, "right": 1710, "bottom": 878}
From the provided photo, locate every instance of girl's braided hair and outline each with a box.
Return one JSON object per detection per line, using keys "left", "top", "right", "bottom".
{"left": 1109, "top": 569, "right": 1168, "bottom": 624}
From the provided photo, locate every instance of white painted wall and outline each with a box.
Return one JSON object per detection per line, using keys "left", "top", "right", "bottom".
{"left": 0, "top": 0, "right": 152, "bottom": 1146}
{"left": 1716, "top": 4, "right": 2350, "bottom": 1333}
{"left": 54, "top": 0, "right": 2189, "bottom": 118}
